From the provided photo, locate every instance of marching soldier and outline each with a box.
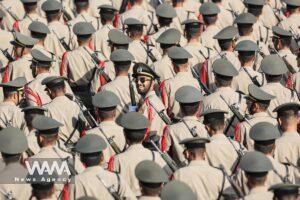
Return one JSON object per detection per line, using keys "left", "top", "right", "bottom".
{"left": 0, "top": 0, "right": 25, "bottom": 31}
{"left": 173, "top": 137, "right": 230, "bottom": 199}
{"left": 160, "top": 46, "right": 200, "bottom": 120}
{"left": 261, "top": 0, "right": 282, "bottom": 29}
{"left": 0, "top": 127, "right": 32, "bottom": 199}
{"left": 260, "top": 55, "right": 299, "bottom": 117}
{"left": 160, "top": 180, "right": 197, "bottom": 200}
{"left": 236, "top": 84, "right": 277, "bottom": 150}
{"left": 107, "top": 112, "right": 170, "bottom": 196}
{"left": 69, "top": 134, "right": 136, "bottom": 199}
{"left": 135, "top": 160, "right": 169, "bottom": 200}
{"left": 172, "top": 0, "right": 197, "bottom": 28}
{"left": 87, "top": 91, "right": 126, "bottom": 166}
{"left": 133, "top": 62, "right": 167, "bottom": 137}
{"left": 0, "top": 28, "right": 14, "bottom": 68}
{"left": 279, "top": 0, "right": 300, "bottom": 36}
{"left": 213, "top": 0, "right": 234, "bottom": 30}
{"left": 37, "top": 0, "right": 75, "bottom": 21}
{"left": 162, "top": 86, "right": 208, "bottom": 165}
{"left": 152, "top": 28, "right": 181, "bottom": 80}
{"left": 201, "top": 109, "right": 245, "bottom": 175}
{"left": 0, "top": 77, "right": 26, "bottom": 129}
{"left": 269, "top": 183, "right": 300, "bottom": 200}
{"left": 231, "top": 40, "right": 264, "bottom": 95}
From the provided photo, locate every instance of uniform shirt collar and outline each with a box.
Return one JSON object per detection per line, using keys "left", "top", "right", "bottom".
{"left": 282, "top": 131, "right": 299, "bottom": 137}
{"left": 249, "top": 186, "right": 269, "bottom": 194}
{"left": 253, "top": 112, "right": 272, "bottom": 118}
{"left": 100, "top": 120, "right": 117, "bottom": 126}
{"left": 189, "top": 160, "right": 208, "bottom": 167}
{"left": 128, "top": 143, "right": 144, "bottom": 150}
{"left": 182, "top": 116, "right": 198, "bottom": 121}
{"left": 211, "top": 133, "right": 226, "bottom": 140}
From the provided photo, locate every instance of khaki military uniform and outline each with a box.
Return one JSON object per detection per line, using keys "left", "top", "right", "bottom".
{"left": 86, "top": 121, "right": 126, "bottom": 167}
{"left": 278, "top": 48, "right": 298, "bottom": 86}
{"left": 183, "top": 0, "right": 201, "bottom": 18}
{"left": 184, "top": 42, "right": 209, "bottom": 67}
{"left": 0, "top": 29, "right": 14, "bottom": 67}
{"left": 108, "top": 144, "right": 169, "bottom": 196}
{"left": 200, "top": 25, "right": 220, "bottom": 51}
{"left": 216, "top": 5, "right": 234, "bottom": 30}
{"left": 260, "top": 82, "right": 299, "bottom": 117}
{"left": 161, "top": 71, "right": 200, "bottom": 119}
{"left": 138, "top": 196, "right": 161, "bottom": 200}
{"left": 232, "top": 66, "right": 264, "bottom": 95}
{"left": 44, "top": 95, "right": 82, "bottom": 144}
{"left": 173, "top": 160, "right": 230, "bottom": 200}
{"left": 68, "top": 11, "right": 101, "bottom": 31}
{"left": 0, "top": 163, "right": 32, "bottom": 200}
{"left": 162, "top": 116, "right": 208, "bottom": 164}
{"left": 174, "top": 7, "right": 197, "bottom": 29}
{"left": 223, "top": 0, "right": 245, "bottom": 15}
{"left": 0, "top": 0, "right": 25, "bottom": 31}
{"left": 37, "top": 0, "right": 75, "bottom": 20}
{"left": 279, "top": 13, "right": 300, "bottom": 36}
{"left": 261, "top": 4, "right": 280, "bottom": 29}
{"left": 17, "top": 13, "right": 47, "bottom": 36}
{"left": 237, "top": 112, "right": 277, "bottom": 150}
{"left": 69, "top": 166, "right": 136, "bottom": 200}
{"left": 243, "top": 186, "right": 273, "bottom": 200}
{"left": 92, "top": 24, "right": 115, "bottom": 60}
{"left": 152, "top": 55, "right": 175, "bottom": 81}
{"left": 236, "top": 35, "right": 270, "bottom": 57}
{"left": 89, "top": 0, "right": 113, "bottom": 18}
{"left": 0, "top": 101, "right": 25, "bottom": 129}
{"left": 293, "top": 72, "right": 300, "bottom": 94}
{"left": 253, "top": 20, "right": 272, "bottom": 45}
{"left": 26, "top": 129, "right": 40, "bottom": 155}
{"left": 8, "top": 53, "right": 33, "bottom": 82}
{"left": 206, "top": 133, "right": 244, "bottom": 175}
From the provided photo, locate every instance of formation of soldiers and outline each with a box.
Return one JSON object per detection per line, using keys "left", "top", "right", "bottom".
{"left": 0, "top": 0, "right": 299, "bottom": 199}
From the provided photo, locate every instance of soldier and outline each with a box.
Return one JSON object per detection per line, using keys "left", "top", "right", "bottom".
{"left": 107, "top": 112, "right": 169, "bottom": 196}
{"left": 279, "top": 0, "right": 300, "bottom": 36}
{"left": 125, "top": 18, "right": 161, "bottom": 66}
{"left": 135, "top": 160, "right": 169, "bottom": 200}
{"left": 162, "top": 86, "right": 208, "bottom": 165}
{"left": 212, "top": 0, "right": 234, "bottom": 30}
{"left": 25, "top": 49, "right": 53, "bottom": 106}
{"left": 182, "top": 0, "right": 201, "bottom": 18}
{"left": 87, "top": 91, "right": 126, "bottom": 166}
{"left": 203, "top": 58, "right": 246, "bottom": 136}
{"left": 269, "top": 183, "right": 300, "bottom": 200}
{"left": 160, "top": 180, "right": 197, "bottom": 200}
{"left": 42, "top": 76, "right": 83, "bottom": 145}
{"left": 172, "top": 0, "right": 197, "bottom": 28}
{"left": 68, "top": 0, "right": 100, "bottom": 31}
{"left": 173, "top": 137, "right": 230, "bottom": 199}
{"left": 0, "top": 0, "right": 25, "bottom": 31}
{"left": 93, "top": 4, "right": 117, "bottom": 59}
{"left": 133, "top": 63, "right": 167, "bottom": 137}
{"left": 15, "top": 0, "right": 47, "bottom": 36}
{"left": 199, "top": 2, "right": 221, "bottom": 51}
{"left": 37, "top": 0, "right": 75, "bottom": 21}
{"left": 236, "top": 84, "right": 277, "bottom": 150}
{"left": 207, "top": 26, "right": 241, "bottom": 90}
{"left": 7, "top": 32, "right": 37, "bottom": 82}
{"left": 261, "top": 0, "right": 282, "bottom": 29}
{"left": 101, "top": 49, "right": 139, "bottom": 118}
{"left": 0, "top": 28, "right": 14, "bottom": 68}
{"left": 0, "top": 77, "right": 26, "bottom": 129}
{"left": 231, "top": 40, "right": 264, "bottom": 95}
{"left": 260, "top": 55, "right": 299, "bottom": 117}
{"left": 160, "top": 46, "right": 200, "bottom": 120}
{"left": 273, "top": 103, "right": 300, "bottom": 167}
{"left": 0, "top": 127, "right": 31, "bottom": 199}
{"left": 69, "top": 134, "right": 136, "bottom": 199}
{"left": 152, "top": 28, "right": 181, "bottom": 80}
{"left": 238, "top": 151, "right": 274, "bottom": 199}
{"left": 201, "top": 109, "right": 245, "bottom": 175}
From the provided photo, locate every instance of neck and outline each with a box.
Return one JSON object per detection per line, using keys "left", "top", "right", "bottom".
{"left": 100, "top": 117, "right": 114, "bottom": 122}
{"left": 116, "top": 71, "right": 128, "bottom": 76}
{"left": 242, "top": 61, "right": 254, "bottom": 68}
{"left": 284, "top": 124, "right": 298, "bottom": 133}
{"left": 3, "top": 98, "right": 15, "bottom": 105}
{"left": 211, "top": 130, "right": 223, "bottom": 136}
{"left": 79, "top": 40, "right": 90, "bottom": 47}
{"left": 36, "top": 40, "right": 44, "bottom": 46}
{"left": 188, "top": 37, "right": 199, "bottom": 43}
{"left": 175, "top": 2, "right": 184, "bottom": 7}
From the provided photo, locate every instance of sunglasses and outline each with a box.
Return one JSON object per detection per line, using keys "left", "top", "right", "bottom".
{"left": 134, "top": 77, "right": 152, "bottom": 83}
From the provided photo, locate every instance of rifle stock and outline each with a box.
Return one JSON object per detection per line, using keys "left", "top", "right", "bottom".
{"left": 128, "top": 73, "right": 137, "bottom": 107}
{"left": 190, "top": 66, "right": 212, "bottom": 95}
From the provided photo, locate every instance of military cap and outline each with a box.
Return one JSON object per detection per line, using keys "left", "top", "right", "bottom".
{"left": 120, "top": 112, "right": 149, "bottom": 130}
{"left": 182, "top": 19, "right": 202, "bottom": 29}
{"left": 235, "top": 40, "right": 259, "bottom": 52}
{"left": 247, "top": 84, "right": 275, "bottom": 101}
{"left": 32, "top": 115, "right": 63, "bottom": 132}
{"left": 284, "top": 0, "right": 300, "bottom": 7}
{"left": 108, "top": 29, "right": 132, "bottom": 45}
{"left": 135, "top": 160, "right": 169, "bottom": 184}
{"left": 41, "top": 0, "right": 62, "bottom": 12}
{"left": 110, "top": 49, "right": 134, "bottom": 62}
{"left": 98, "top": 4, "right": 117, "bottom": 12}
{"left": 132, "top": 62, "right": 160, "bottom": 80}
{"left": 244, "top": 0, "right": 264, "bottom": 6}
{"left": 161, "top": 180, "right": 197, "bottom": 200}
{"left": 167, "top": 46, "right": 192, "bottom": 60}
{"left": 0, "top": 9, "right": 6, "bottom": 18}
{"left": 214, "top": 26, "right": 238, "bottom": 40}
{"left": 0, "top": 127, "right": 28, "bottom": 154}
{"left": 201, "top": 109, "right": 228, "bottom": 124}
{"left": 240, "top": 151, "right": 273, "bottom": 173}
{"left": 250, "top": 122, "right": 281, "bottom": 141}
{"left": 92, "top": 91, "right": 120, "bottom": 108}
{"left": 175, "top": 86, "right": 203, "bottom": 103}
{"left": 75, "top": 134, "right": 107, "bottom": 154}
{"left": 234, "top": 13, "right": 257, "bottom": 24}
{"left": 29, "top": 21, "right": 50, "bottom": 34}
{"left": 124, "top": 18, "right": 146, "bottom": 26}
{"left": 156, "top": 28, "right": 181, "bottom": 44}
{"left": 11, "top": 32, "right": 37, "bottom": 48}
{"left": 179, "top": 137, "right": 210, "bottom": 149}
{"left": 261, "top": 55, "right": 288, "bottom": 75}
{"left": 273, "top": 102, "right": 300, "bottom": 113}
{"left": 269, "top": 183, "right": 300, "bottom": 197}
{"left": 212, "top": 58, "right": 238, "bottom": 77}
{"left": 31, "top": 49, "right": 53, "bottom": 67}
{"left": 156, "top": 3, "right": 177, "bottom": 19}
{"left": 21, "top": 0, "right": 37, "bottom": 4}
{"left": 41, "top": 76, "right": 66, "bottom": 89}
{"left": 22, "top": 106, "right": 47, "bottom": 113}
{"left": 73, "top": 22, "right": 95, "bottom": 36}
{"left": 272, "top": 26, "right": 293, "bottom": 38}
{"left": 199, "top": 2, "right": 220, "bottom": 15}
{"left": 0, "top": 77, "right": 26, "bottom": 89}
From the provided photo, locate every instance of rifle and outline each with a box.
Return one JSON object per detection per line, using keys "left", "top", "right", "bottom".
{"left": 141, "top": 39, "right": 157, "bottom": 63}
{"left": 219, "top": 164, "right": 244, "bottom": 198}
{"left": 0, "top": 48, "right": 15, "bottom": 62}
{"left": 62, "top": 8, "right": 72, "bottom": 22}
{"left": 182, "top": 119, "right": 197, "bottom": 137}
{"left": 227, "top": 3, "right": 238, "bottom": 18}
{"left": 150, "top": 139, "right": 179, "bottom": 172}
{"left": 243, "top": 67, "right": 261, "bottom": 87}
{"left": 0, "top": 3, "right": 19, "bottom": 21}
{"left": 271, "top": 47, "right": 297, "bottom": 74}
{"left": 128, "top": 73, "right": 137, "bottom": 111}
{"left": 190, "top": 66, "right": 212, "bottom": 95}
{"left": 147, "top": 100, "right": 172, "bottom": 125}
{"left": 119, "top": 0, "right": 129, "bottom": 14}
{"left": 97, "top": 175, "right": 122, "bottom": 200}
{"left": 52, "top": 30, "right": 71, "bottom": 51}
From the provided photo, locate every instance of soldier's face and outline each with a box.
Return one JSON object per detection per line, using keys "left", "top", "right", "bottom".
{"left": 135, "top": 75, "right": 153, "bottom": 95}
